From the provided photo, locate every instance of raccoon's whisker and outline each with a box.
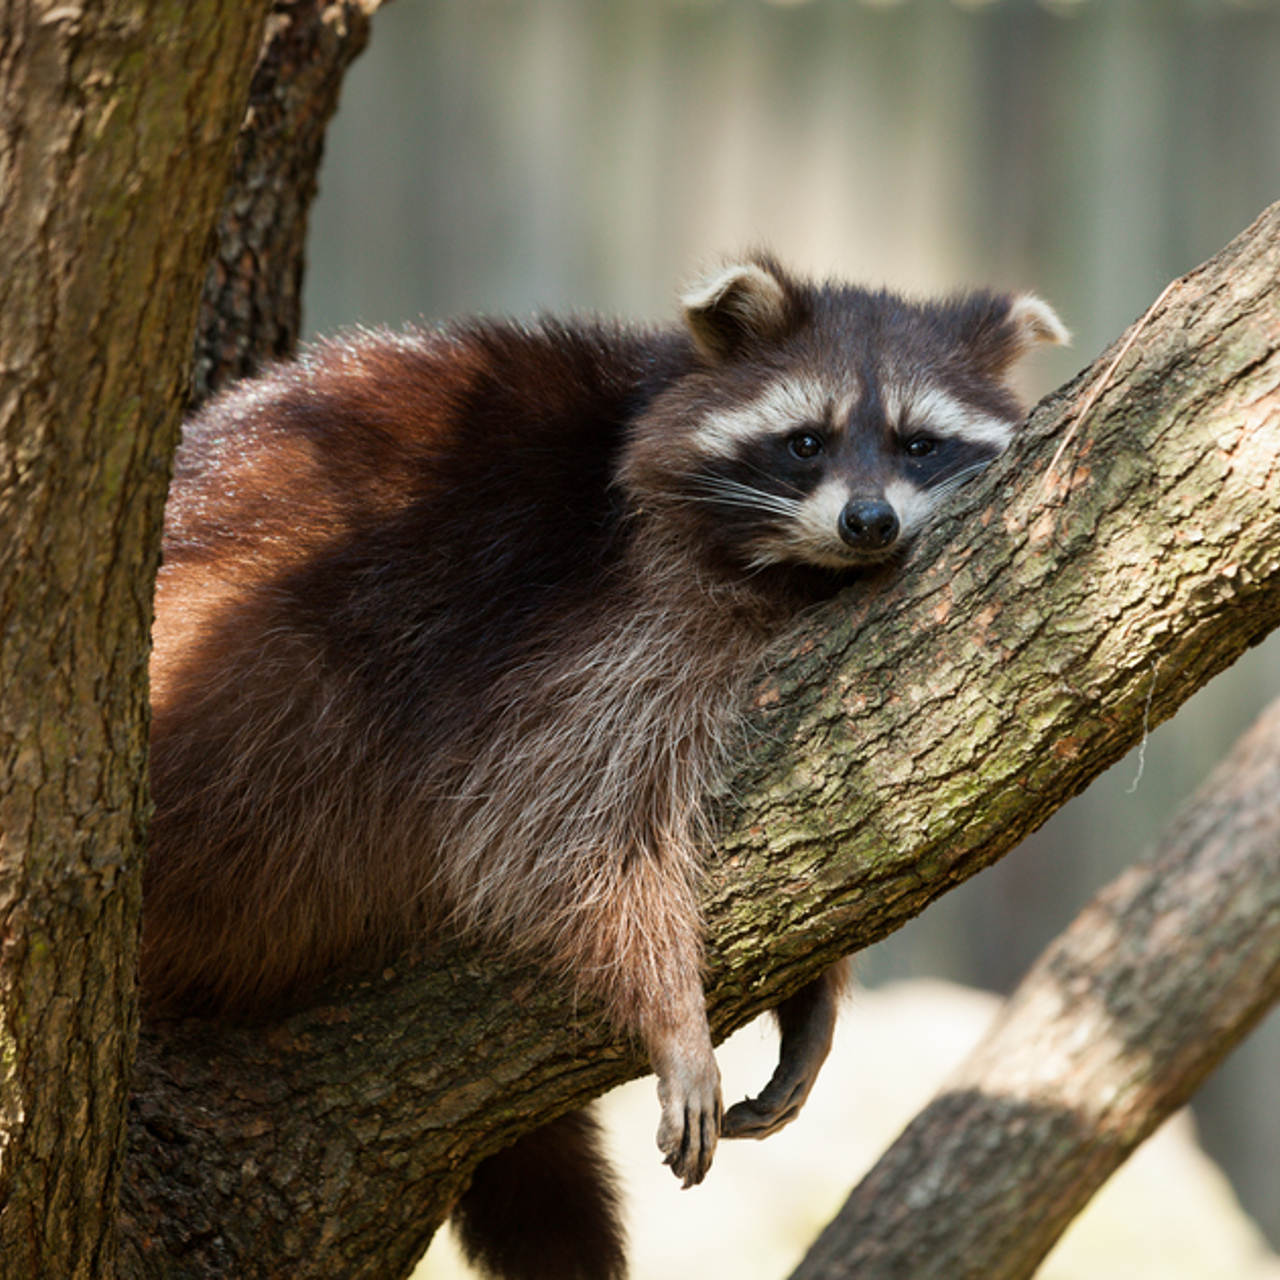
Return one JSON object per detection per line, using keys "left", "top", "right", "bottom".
{"left": 744, "top": 550, "right": 783, "bottom": 572}
{"left": 930, "top": 460, "right": 996, "bottom": 503}
{"left": 686, "top": 477, "right": 803, "bottom": 518}
{"left": 735, "top": 458, "right": 807, "bottom": 499}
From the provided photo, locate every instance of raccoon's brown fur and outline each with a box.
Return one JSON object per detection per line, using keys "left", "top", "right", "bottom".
{"left": 144, "top": 254, "right": 1066, "bottom": 1279}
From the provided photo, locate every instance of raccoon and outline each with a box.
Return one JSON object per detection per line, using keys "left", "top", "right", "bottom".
{"left": 143, "top": 253, "right": 1066, "bottom": 1279}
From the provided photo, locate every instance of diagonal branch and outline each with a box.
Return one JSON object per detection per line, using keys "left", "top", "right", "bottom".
{"left": 190, "top": 0, "right": 385, "bottom": 406}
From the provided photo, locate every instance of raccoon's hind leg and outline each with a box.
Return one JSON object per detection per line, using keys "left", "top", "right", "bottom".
{"left": 451, "top": 1108, "right": 626, "bottom": 1280}
{"left": 721, "top": 960, "right": 850, "bottom": 1140}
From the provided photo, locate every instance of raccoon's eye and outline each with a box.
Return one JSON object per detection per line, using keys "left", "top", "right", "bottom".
{"left": 903, "top": 436, "right": 937, "bottom": 459}
{"left": 788, "top": 431, "right": 825, "bottom": 460}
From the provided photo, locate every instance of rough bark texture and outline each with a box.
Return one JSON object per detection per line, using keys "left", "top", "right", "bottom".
{"left": 190, "top": 0, "right": 380, "bottom": 407}
{"left": 789, "top": 691, "right": 1280, "bottom": 1280}
{"left": 116, "top": 202, "right": 1280, "bottom": 1278}
{"left": 0, "top": 3, "right": 272, "bottom": 1277}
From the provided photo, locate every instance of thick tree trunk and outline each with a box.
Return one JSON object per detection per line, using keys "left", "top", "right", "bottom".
{"left": 0, "top": 2, "right": 271, "bottom": 1276}
{"left": 116, "top": 202, "right": 1280, "bottom": 1277}
{"left": 789, "top": 691, "right": 1280, "bottom": 1280}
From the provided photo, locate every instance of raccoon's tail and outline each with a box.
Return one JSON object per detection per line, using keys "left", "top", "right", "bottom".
{"left": 451, "top": 1108, "right": 626, "bottom": 1280}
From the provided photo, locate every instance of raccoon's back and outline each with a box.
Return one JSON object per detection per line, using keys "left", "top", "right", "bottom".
{"left": 144, "top": 319, "right": 691, "bottom": 1016}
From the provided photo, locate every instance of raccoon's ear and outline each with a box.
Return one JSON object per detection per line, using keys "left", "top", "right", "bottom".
{"left": 681, "top": 258, "right": 793, "bottom": 361}
{"left": 960, "top": 291, "right": 1070, "bottom": 381}
{"left": 1008, "top": 294, "right": 1071, "bottom": 354}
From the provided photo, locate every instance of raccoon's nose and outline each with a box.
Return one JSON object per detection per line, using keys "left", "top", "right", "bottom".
{"left": 839, "top": 499, "right": 899, "bottom": 551}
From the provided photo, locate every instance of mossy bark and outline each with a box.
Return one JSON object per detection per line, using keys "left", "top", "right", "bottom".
{"left": 704, "top": 202, "right": 1280, "bottom": 1012}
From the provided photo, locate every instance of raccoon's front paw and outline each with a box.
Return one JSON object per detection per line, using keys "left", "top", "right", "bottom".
{"left": 654, "top": 1046, "right": 722, "bottom": 1188}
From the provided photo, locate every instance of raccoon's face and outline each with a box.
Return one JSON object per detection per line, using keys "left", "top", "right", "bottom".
{"left": 622, "top": 254, "right": 1068, "bottom": 581}
{"left": 687, "top": 374, "right": 1020, "bottom": 571}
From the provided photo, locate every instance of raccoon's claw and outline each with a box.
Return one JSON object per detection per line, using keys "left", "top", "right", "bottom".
{"left": 657, "top": 1090, "right": 721, "bottom": 1187}
{"left": 654, "top": 1044, "right": 722, "bottom": 1187}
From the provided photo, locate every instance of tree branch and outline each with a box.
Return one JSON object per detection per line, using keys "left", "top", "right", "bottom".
{"left": 789, "top": 688, "right": 1280, "bottom": 1280}
{"left": 119, "top": 202, "right": 1280, "bottom": 1278}
{"left": 190, "top": 0, "right": 383, "bottom": 406}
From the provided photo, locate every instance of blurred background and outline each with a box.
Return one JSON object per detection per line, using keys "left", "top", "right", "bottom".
{"left": 300, "top": 0, "right": 1280, "bottom": 1271}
